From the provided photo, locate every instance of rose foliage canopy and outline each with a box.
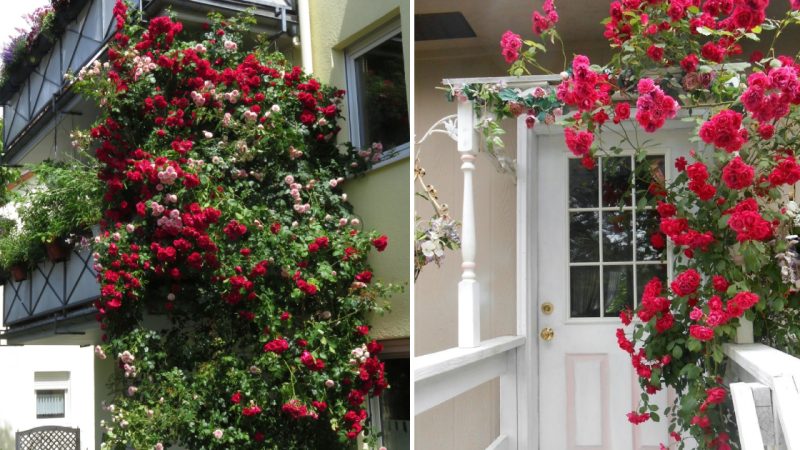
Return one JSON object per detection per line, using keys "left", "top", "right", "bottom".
{"left": 74, "top": 2, "right": 397, "bottom": 448}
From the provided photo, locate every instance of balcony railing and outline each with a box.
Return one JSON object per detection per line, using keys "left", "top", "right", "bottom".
{"left": 1, "top": 0, "right": 296, "bottom": 158}
{"left": 725, "top": 341, "right": 800, "bottom": 449}
{"left": 414, "top": 83, "right": 546, "bottom": 449}
{"left": 3, "top": 247, "right": 99, "bottom": 327}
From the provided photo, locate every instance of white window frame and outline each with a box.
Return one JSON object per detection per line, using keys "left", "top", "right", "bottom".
{"left": 344, "top": 20, "right": 409, "bottom": 169}
{"left": 34, "top": 371, "right": 70, "bottom": 421}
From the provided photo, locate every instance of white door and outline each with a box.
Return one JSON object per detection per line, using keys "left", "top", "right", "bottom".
{"left": 536, "top": 126, "right": 691, "bottom": 449}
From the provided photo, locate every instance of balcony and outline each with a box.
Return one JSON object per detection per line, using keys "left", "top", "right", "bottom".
{"left": 1, "top": 0, "right": 297, "bottom": 160}
{"left": 2, "top": 246, "right": 98, "bottom": 328}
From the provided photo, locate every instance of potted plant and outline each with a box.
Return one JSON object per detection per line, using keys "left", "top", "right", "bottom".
{"left": 18, "top": 160, "right": 103, "bottom": 263}
{"left": 0, "top": 228, "right": 41, "bottom": 282}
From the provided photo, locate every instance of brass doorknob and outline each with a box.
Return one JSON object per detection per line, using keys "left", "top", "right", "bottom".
{"left": 540, "top": 327, "right": 554, "bottom": 341}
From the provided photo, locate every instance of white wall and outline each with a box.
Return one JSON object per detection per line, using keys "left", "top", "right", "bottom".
{"left": 0, "top": 345, "right": 97, "bottom": 450}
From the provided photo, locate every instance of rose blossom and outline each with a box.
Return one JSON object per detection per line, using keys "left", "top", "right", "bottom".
{"left": 499, "top": 30, "right": 522, "bottom": 63}
{"left": 213, "top": 429, "right": 224, "bottom": 439}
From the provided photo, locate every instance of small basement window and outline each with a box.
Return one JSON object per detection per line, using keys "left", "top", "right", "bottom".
{"left": 34, "top": 371, "right": 70, "bottom": 420}
{"left": 36, "top": 390, "right": 66, "bottom": 419}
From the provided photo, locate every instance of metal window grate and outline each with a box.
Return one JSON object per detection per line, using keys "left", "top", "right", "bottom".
{"left": 35, "top": 390, "right": 66, "bottom": 419}
{"left": 15, "top": 426, "right": 79, "bottom": 450}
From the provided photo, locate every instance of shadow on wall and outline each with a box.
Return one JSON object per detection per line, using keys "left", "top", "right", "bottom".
{"left": 0, "top": 420, "right": 14, "bottom": 450}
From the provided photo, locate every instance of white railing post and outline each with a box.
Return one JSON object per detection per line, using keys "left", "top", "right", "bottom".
{"left": 736, "top": 317, "right": 754, "bottom": 344}
{"left": 457, "top": 100, "right": 480, "bottom": 348}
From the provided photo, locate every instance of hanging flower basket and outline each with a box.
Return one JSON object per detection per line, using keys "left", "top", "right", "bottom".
{"left": 45, "top": 238, "right": 71, "bottom": 263}
{"left": 10, "top": 264, "right": 27, "bottom": 282}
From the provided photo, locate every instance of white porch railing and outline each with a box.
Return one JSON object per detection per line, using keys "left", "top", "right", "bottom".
{"left": 414, "top": 77, "right": 553, "bottom": 450}
{"left": 725, "top": 341, "right": 800, "bottom": 450}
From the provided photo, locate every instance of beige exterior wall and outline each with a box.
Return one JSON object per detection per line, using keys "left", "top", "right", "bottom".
{"left": 308, "top": 0, "right": 410, "bottom": 340}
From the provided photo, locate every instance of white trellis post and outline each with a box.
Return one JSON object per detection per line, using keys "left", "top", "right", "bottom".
{"left": 457, "top": 100, "right": 480, "bottom": 348}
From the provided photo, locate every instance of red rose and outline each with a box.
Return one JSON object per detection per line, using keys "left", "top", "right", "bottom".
{"left": 674, "top": 156, "right": 687, "bottom": 172}
{"left": 671, "top": 269, "right": 701, "bottom": 297}
{"left": 650, "top": 232, "right": 666, "bottom": 250}
{"left": 712, "top": 275, "right": 729, "bottom": 293}
{"left": 613, "top": 102, "right": 631, "bottom": 123}
{"left": 706, "top": 387, "right": 726, "bottom": 404}
{"left": 263, "top": 338, "right": 289, "bottom": 354}
{"left": 564, "top": 127, "right": 594, "bottom": 157}
{"left": 701, "top": 41, "right": 725, "bottom": 63}
{"left": 646, "top": 45, "right": 664, "bottom": 62}
{"left": 242, "top": 405, "right": 262, "bottom": 416}
{"left": 680, "top": 54, "right": 699, "bottom": 72}
{"left": 655, "top": 202, "right": 676, "bottom": 219}
{"left": 721, "top": 156, "right": 754, "bottom": 190}
{"left": 627, "top": 412, "right": 650, "bottom": 424}
{"left": 689, "top": 325, "right": 715, "bottom": 341}
{"left": 355, "top": 271, "right": 372, "bottom": 283}
{"left": 231, "top": 391, "right": 242, "bottom": 404}
{"left": 371, "top": 235, "right": 388, "bottom": 252}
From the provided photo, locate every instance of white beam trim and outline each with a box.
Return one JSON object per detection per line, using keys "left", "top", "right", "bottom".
{"left": 486, "top": 434, "right": 510, "bottom": 450}
{"left": 723, "top": 343, "right": 800, "bottom": 389}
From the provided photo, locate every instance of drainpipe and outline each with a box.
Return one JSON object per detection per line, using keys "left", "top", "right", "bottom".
{"left": 298, "top": 0, "right": 313, "bottom": 73}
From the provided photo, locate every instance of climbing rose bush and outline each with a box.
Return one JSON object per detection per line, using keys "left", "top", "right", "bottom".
{"left": 502, "top": 0, "right": 800, "bottom": 448}
{"left": 74, "top": 2, "right": 397, "bottom": 448}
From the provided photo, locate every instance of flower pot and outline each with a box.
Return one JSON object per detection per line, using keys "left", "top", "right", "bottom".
{"left": 45, "top": 239, "right": 72, "bottom": 262}
{"left": 10, "top": 264, "right": 27, "bottom": 282}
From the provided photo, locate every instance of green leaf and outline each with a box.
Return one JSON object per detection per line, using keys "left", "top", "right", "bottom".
{"left": 696, "top": 26, "right": 713, "bottom": 36}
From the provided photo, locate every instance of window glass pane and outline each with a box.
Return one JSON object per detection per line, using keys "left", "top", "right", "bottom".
{"left": 604, "top": 265, "right": 633, "bottom": 315}
{"left": 636, "top": 155, "right": 666, "bottom": 197}
{"left": 353, "top": 33, "right": 409, "bottom": 151}
{"left": 602, "top": 157, "right": 632, "bottom": 207}
{"left": 636, "top": 264, "right": 668, "bottom": 305}
{"left": 569, "top": 158, "right": 598, "bottom": 208}
{"left": 36, "top": 390, "right": 65, "bottom": 419}
{"left": 570, "top": 212, "right": 599, "bottom": 262}
{"left": 602, "top": 211, "right": 633, "bottom": 262}
{"left": 636, "top": 209, "right": 665, "bottom": 261}
{"left": 571, "top": 266, "right": 601, "bottom": 317}
{"left": 380, "top": 358, "right": 410, "bottom": 449}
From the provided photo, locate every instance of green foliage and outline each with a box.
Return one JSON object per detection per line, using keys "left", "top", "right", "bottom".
{"left": 73, "top": 4, "right": 399, "bottom": 449}
{"left": 17, "top": 159, "right": 103, "bottom": 244}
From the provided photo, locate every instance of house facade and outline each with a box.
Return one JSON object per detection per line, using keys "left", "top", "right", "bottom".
{"left": 0, "top": 0, "right": 409, "bottom": 448}
{"left": 414, "top": 1, "right": 800, "bottom": 449}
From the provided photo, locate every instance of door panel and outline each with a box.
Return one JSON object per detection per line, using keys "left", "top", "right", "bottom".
{"left": 537, "top": 129, "right": 691, "bottom": 450}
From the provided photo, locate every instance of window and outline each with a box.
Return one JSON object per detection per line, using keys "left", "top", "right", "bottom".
{"left": 568, "top": 155, "right": 668, "bottom": 318}
{"left": 366, "top": 341, "right": 409, "bottom": 449}
{"left": 34, "top": 371, "right": 69, "bottom": 420}
{"left": 345, "top": 22, "right": 409, "bottom": 166}
{"left": 36, "top": 390, "right": 66, "bottom": 419}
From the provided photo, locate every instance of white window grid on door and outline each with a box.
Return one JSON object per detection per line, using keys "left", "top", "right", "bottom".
{"left": 344, "top": 20, "right": 409, "bottom": 169}
{"left": 565, "top": 152, "right": 672, "bottom": 323}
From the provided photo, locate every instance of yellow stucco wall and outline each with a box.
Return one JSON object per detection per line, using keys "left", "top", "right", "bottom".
{"left": 308, "top": 0, "right": 410, "bottom": 340}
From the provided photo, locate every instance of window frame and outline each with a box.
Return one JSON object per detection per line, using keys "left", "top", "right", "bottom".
{"left": 565, "top": 150, "right": 674, "bottom": 323}
{"left": 34, "top": 371, "right": 70, "bottom": 420}
{"left": 344, "top": 20, "right": 409, "bottom": 169}
{"left": 35, "top": 389, "right": 67, "bottom": 419}
{"left": 365, "top": 338, "right": 409, "bottom": 449}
